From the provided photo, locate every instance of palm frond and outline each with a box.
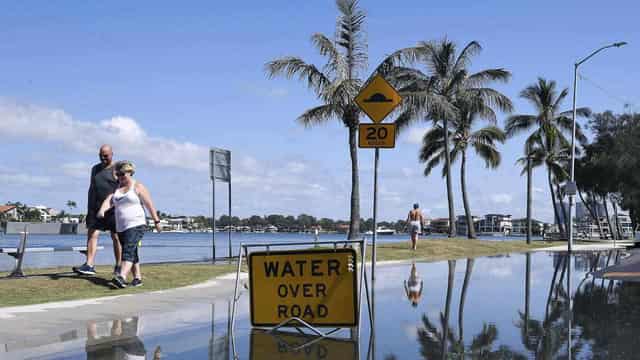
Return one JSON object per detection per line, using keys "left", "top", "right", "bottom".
{"left": 335, "top": 0, "right": 368, "bottom": 77}
{"left": 505, "top": 115, "right": 536, "bottom": 137}
{"left": 297, "top": 104, "right": 340, "bottom": 127}
{"left": 311, "top": 33, "right": 344, "bottom": 77}
{"left": 453, "top": 41, "right": 481, "bottom": 73}
{"left": 466, "top": 68, "right": 511, "bottom": 87}
{"left": 265, "top": 57, "right": 330, "bottom": 95}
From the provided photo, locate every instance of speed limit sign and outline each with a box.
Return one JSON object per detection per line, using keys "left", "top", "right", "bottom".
{"left": 358, "top": 124, "right": 396, "bottom": 148}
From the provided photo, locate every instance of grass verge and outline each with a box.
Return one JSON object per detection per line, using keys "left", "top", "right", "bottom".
{"left": 0, "top": 238, "right": 565, "bottom": 308}
{"left": 0, "top": 263, "right": 236, "bottom": 308}
{"left": 371, "top": 238, "right": 563, "bottom": 262}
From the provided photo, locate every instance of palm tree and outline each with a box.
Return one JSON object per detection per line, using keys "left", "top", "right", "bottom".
{"left": 419, "top": 95, "right": 509, "bottom": 238}
{"left": 506, "top": 78, "right": 590, "bottom": 239}
{"left": 66, "top": 200, "right": 76, "bottom": 216}
{"left": 265, "top": 0, "right": 367, "bottom": 239}
{"left": 381, "top": 39, "right": 511, "bottom": 237}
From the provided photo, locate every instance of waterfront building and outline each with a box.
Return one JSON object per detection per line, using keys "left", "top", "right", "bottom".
{"left": 511, "top": 218, "right": 545, "bottom": 236}
{"left": 477, "top": 214, "right": 512, "bottom": 235}
{"left": 0, "top": 205, "right": 19, "bottom": 221}
{"left": 455, "top": 215, "right": 479, "bottom": 236}
{"left": 430, "top": 218, "right": 450, "bottom": 234}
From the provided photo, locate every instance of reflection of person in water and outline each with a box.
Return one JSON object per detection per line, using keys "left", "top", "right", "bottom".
{"left": 404, "top": 262, "right": 424, "bottom": 307}
{"left": 85, "top": 317, "right": 150, "bottom": 360}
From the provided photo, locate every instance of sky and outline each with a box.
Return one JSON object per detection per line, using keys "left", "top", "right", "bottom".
{"left": 0, "top": 1, "right": 638, "bottom": 222}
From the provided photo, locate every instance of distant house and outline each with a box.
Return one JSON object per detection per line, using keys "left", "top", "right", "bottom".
{"left": 430, "top": 218, "right": 450, "bottom": 234}
{"left": 455, "top": 215, "right": 480, "bottom": 236}
{"left": 477, "top": 214, "right": 512, "bottom": 234}
{"left": 0, "top": 205, "right": 19, "bottom": 220}
{"left": 29, "top": 205, "right": 55, "bottom": 223}
{"left": 511, "top": 218, "right": 546, "bottom": 236}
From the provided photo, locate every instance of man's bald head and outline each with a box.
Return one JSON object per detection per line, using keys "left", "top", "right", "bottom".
{"left": 99, "top": 144, "right": 113, "bottom": 166}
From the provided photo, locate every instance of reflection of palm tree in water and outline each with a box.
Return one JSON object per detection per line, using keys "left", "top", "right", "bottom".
{"left": 405, "top": 262, "right": 424, "bottom": 307}
{"left": 516, "top": 254, "right": 582, "bottom": 359}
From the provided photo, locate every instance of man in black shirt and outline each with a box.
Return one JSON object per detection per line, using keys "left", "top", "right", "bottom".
{"left": 73, "top": 144, "right": 122, "bottom": 275}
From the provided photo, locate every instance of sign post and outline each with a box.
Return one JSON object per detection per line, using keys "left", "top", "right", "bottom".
{"left": 354, "top": 74, "right": 401, "bottom": 283}
{"left": 210, "top": 148, "right": 232, "bottom": 261}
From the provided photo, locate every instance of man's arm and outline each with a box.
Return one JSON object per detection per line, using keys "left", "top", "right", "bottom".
{"left": 97, "top": 194, "right": 113, "bottom": 219}
{"left": 87, "top": 166, "right": 97, "bottom": 217}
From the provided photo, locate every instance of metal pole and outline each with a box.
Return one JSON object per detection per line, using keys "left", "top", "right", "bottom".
{"left": 228, "top": 177, "right": 232, "bottom": 259}
{"left": 212, "top": 178, "right": 216, "bottom": 262}
{"left": 372, "top": 148, "right": 379, "bottom": 282}
{"left": 569, "top": 63, "right": 578, "bottom": 253}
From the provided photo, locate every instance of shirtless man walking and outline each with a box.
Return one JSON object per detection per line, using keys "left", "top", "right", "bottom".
{"left": 73, "top": 144, "right": 122, "bottom": 275}
{"left": 406, "top": 203, "right": 424, "bottom": 250}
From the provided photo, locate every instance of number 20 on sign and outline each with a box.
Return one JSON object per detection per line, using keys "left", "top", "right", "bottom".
{"left": 358, "top": 123, "right": 396, "bottom": 148}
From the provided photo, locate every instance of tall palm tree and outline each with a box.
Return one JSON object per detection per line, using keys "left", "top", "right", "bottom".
{"left": 381, "top": 39, "right": 511, "bottom": 237}
{"left": 265, "top": 0, "right": 367, "bottom": 239}
{"left": 506, "top": 78, "right": 590, "bottom": 239}
{"left": 420, "top": 96, "right": 509, "bottom": 238}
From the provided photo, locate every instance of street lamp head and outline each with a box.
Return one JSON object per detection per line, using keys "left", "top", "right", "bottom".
{"left": 613, "top": 42, "right": 627, "bottom": 47}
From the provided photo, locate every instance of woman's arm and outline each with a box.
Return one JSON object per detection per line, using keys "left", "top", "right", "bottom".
{"left": 97, "top": 194, "right": 113, "bottom": 218}
{"left": 136, "top": 182, "right": 161, "bottom": 232}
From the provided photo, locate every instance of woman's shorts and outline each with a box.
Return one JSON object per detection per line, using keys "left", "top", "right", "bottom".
{"left": 118, "top": 225, "right": 146, "bottom": 264}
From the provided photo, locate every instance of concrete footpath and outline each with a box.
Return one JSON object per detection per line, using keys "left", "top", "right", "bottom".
{"left": 0, "top": 272, "right": 248, "bottom": 358}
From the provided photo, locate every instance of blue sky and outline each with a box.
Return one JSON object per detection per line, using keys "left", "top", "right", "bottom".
{"left": 0, "top": 1, "right": 638, "bottom": 222}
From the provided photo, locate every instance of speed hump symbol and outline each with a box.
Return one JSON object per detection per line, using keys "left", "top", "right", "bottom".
{"left": 358, "top": 123, "right": 396, "bottom": 148}
{"left": 354, "top": 74, "right": 402, "bottom": 123}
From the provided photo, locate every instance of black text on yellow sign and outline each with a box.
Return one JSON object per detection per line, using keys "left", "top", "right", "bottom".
{"left": 249, "top": 329, "right": 357, "bottom": 360}
{"left": 249, "top": 248, "right": 358, "bottom": 327}
{"left": 358, "top": 123, "right": 396, "bottom": 148}
{"left": 354, "top": 74, "right": 402, "bottom": 123}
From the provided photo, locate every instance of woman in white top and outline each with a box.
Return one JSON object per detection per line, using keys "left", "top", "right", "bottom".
{"left": 98, "top": 161, "right": 161, "bottom": 288}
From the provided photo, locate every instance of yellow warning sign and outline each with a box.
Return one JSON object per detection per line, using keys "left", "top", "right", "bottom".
{"left": 249, "top": 248, "right": 357, "bottom": 327}
{"left": 354, "top": 74, "right": 402, "bottom": 123}
{"left": 358, "top": 123, "right": 396, "bottom": 148}
{"left": 249, "top": 329, "right": 357, "bottom": 360}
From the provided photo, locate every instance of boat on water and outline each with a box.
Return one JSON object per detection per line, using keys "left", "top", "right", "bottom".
{"left": 365, "top": 227, "right": 396, "bottom": 235}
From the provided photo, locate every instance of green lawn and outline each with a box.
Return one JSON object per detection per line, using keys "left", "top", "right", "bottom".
{"left": 371, "top": 238, "right": 562, "bottom": 262}
{"left": 0, "top": 238, "right": 563, "bottom": 308}
{"left": 0, "top": 263, "right": 236, "bottom": 307}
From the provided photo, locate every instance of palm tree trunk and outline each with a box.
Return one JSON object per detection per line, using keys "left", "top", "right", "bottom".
{"left": 460, "top": 152, "right": 476, "bottom": 239}
{"left": 602, "top": 194, "right": 615, "bottom": 240}
{"left": 524, "top": 253, "right": 531, "bottom": 336}
{"left": 548, "top": 169, "right": 564, "bottom": 237}
{"left": 556, "top": 184, "right": 570, "bottom": 238}
{"left": 458, "top": 258, "right": 474, "bottom": 343}
{"left": 347, "top": 123, "right": 360, "bottom": 240}
{"left": 443, "top": 117, "right": 456, "bottom": 237}
{"left": 442, "top": 260, "right": 456, "bottom": 360}
{"left": 526, "top": 157, "right": 532, "bottom": 244}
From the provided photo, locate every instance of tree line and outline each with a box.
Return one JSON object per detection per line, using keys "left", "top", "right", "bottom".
{"left": 189, "top": 214, "right": 410, "bottom": 233}
{"left": 266, "top": 0, "right": 633, "bottom": 242}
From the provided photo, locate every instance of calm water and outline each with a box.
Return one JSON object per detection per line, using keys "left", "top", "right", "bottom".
{"left": 8, "top": 250, "right": 640, "bottom": 359}
{"left": 0, "top": 232, "right": 541, "bottom": 272}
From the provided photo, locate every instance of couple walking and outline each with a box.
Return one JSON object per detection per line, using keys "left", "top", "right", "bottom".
{"left": 73, "top": 144, "right": 161, "bottom": 289}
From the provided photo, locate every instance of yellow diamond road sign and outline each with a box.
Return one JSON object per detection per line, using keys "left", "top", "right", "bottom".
{"left": 355, "top": 74, "right": 402, "bottom": 123}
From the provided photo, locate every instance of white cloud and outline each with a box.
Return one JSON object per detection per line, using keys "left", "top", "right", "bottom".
{"left": 61, "top": 162, "right": 91, "bottom": 179}
{"left": 286, "top": 161, "right": 307, "bottom": 174}
{"left": 0, "top": 172, "right": 52, "bottom": 187}
{"left": 490, "top": 193, "right": 513, "bottom": 204}
{"left": 0, "top": 99, "right": 208, "bottom": 172}
{"left": 404, "top": 127, "right": 428, "bottom": 145}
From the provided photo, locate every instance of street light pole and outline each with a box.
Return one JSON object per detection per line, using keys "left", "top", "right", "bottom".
{"left": 568, "top": 41, "right": 627, "bottom": 252}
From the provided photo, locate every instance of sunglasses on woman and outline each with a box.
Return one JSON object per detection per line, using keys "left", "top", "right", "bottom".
{"left": 116, "top": 172, "right": 128, "bottom": 177}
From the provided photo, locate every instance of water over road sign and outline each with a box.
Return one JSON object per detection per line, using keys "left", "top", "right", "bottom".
{"left": 249, "top": 248, "right": 358, "bottom": 327}
{"left": 355, "top": 74, "right": 402, "bottom": 123}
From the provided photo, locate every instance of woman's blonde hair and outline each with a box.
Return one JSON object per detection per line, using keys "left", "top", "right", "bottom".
{"left": 115, "top": 160, "right": 136, "bottom": 175}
